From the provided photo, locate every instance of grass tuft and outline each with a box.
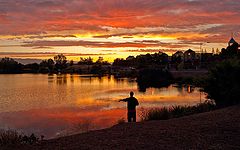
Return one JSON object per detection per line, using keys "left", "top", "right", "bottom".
{"left": 117, "top": 118, "right": 126, "bottom": 125}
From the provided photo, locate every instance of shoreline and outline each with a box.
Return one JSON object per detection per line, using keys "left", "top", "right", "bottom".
{"left": 18, "top": 104, "right": 240, "bottom": 150}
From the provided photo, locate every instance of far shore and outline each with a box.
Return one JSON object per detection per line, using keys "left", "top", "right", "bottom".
{"left": 0, "top": 69, "right": 208, "bottom": 78}
{"left": 13, "top": 104, "right": 240, "bottom": 150}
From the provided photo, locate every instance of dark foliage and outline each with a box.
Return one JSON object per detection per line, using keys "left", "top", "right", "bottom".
{"left": 204, "top": 58, "right": 240, "bottom": 107}
{"left": 137, "top": 69, "right": 173, "bottom": 92}
{"left": 78, "top": 57, "right": 94, "bottom": 65}
{"left": 0, "top": 57, "right": 23, "bottom": 73}
{"left": 24, "top": 63, "right": 39, "bottom": 73}
{"left": 90, "top": 65, "right": 104, "bottom": 75}
{"left": 39, "top": 59, "right": 55, "bottom": 73}
{"left": 0, "top": 129, "right": 40, "bottom": 146}
{"left": 54, "top": 54, "right": 67, "bottom": 72}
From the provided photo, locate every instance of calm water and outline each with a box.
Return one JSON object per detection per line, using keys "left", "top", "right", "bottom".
{"left": 0, "top": 74, "right": 206, "bottom": 138}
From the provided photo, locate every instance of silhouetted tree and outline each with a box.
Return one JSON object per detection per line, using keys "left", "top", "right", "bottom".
{"left": 0, "top": 57, "right": 22, "bottom": 73}
{"left": 112, "top": 58, "right": 128, "bottom": 67}
{"left": 47, "top": 59, "right": 55, "bottom": 72}
{"left": 95, "top": 57, "right": 110, "bottom": 65}
{"left": 78, "top": 57, "right": 93, "bottom": 65}
{"left": 54, "top": 54, "right": 67, "bottom": 72}
{"left": 69, "top": 60, "right": 74, "bottom": 66}
{"left": 96, "top": 57, "right": 103, "bottom": 64}
{"left": 39, "top": 59, "right": 55, "bottom": 73}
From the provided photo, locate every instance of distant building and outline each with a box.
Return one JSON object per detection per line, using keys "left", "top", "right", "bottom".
{"left": 220, "top": 35, "right": 240, "bottom": 56}
{"left": 227, "top": 35, "right": 240, "bottom": 50}
{"left": 184, "top": 49, "right": 195, "bottom": 62}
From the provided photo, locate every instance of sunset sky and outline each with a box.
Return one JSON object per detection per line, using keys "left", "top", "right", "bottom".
{"left": 0, "top": 0, "right": 240, "bottom": 62}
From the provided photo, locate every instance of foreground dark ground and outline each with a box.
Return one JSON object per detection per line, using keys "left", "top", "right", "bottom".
{"left": 6, "top": 105, "right": 240, "bottom": 150}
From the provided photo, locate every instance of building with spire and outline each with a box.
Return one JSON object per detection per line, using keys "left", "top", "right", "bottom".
{"left": 228, "top": 33, "right": 239, "bottom": 47}
{"left": 221, "top": 34, "right": 240, "bottom": 55}
{"left": 228, "top": 37, "right": 238, "bottom": 46}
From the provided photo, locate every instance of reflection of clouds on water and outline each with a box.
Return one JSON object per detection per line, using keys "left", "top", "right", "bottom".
{"left": 0, "top": 106, "right": 126, "bottom": 139}
{"left": 0, "top": 74, "right": 207, "bottom": 139}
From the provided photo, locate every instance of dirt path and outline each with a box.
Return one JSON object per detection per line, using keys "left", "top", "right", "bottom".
{"left": 20, "top": 105, "right": 240, "bottom": 149}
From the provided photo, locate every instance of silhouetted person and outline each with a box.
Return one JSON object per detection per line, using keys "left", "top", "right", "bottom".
{"left": 119, "top": 91, "right": 139, "bottom": 122}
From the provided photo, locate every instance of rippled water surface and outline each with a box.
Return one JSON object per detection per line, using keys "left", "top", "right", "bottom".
{"left": 0, "top": 74, "right": 206, "bottom": 138}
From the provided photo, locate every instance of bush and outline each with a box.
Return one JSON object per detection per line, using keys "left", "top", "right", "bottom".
{"left": 204, "top": 58, "right": 240, "bottom": 107}
{"left": 0, "top": 129, "right": 39, "bottom": 146}
{"left": 0, "top": 129, "right": 21, "bottom": 146}
{"left": 140, "top": 101, "right": 215, "bottom": 121}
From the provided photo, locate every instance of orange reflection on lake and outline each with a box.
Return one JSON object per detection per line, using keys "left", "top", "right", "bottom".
{"left": 0, "top": 74, "right": 206, "bottom": 138}
{"left": 0, "top": 106, "right": 126, "bottom": 138}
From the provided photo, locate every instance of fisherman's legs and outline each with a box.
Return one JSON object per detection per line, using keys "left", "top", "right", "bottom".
{"left": 132, "top": 112, "right": 136, "bottom": 122}
{"left": 127, "top": 111, "right": 136, "bottom": 122}
{"left": 127, "top": 113, "right": 132, "bottom": 122}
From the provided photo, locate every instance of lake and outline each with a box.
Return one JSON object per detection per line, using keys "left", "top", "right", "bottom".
{"left": 0, "top": 74, "right": 206, "bottom": 139}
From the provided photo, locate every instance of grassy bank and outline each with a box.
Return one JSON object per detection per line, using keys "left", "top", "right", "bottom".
{"left": 24, "top": 104, "right": 240, "bottom": 149}
{"left": 140, "top": 100, "right": 215, "bottom": 121}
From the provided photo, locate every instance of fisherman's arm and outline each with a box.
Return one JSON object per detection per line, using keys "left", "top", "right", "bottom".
{"left": 119, "top": 98, "right": 128, "bottom": 102}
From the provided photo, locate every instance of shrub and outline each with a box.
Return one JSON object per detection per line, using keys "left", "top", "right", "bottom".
{"left": 0, "top": 129, "right": 21, "bottom": 146}
{"left": 0, "top": 129, "right": 39, "bottom": 146}
{"left": 171, "top": 105, "right": 187, "bottom": 118}
{"left": 204, "top": 58, "right": 240, "bottom": 107}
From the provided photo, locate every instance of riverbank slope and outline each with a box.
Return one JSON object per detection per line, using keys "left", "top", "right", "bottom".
{"left": 23, "top": 105, "right": 240, "bottom": 149}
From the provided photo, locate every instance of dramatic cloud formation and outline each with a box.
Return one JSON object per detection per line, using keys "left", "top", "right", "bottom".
{"left": 0, "top": 0, "right": 240, "bottom": 60}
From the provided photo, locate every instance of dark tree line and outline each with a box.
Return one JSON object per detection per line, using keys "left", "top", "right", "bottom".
{"left": 113, "top": 52, "right": 169, "bottom": 69}
{"left": 0, "top": 55, "right": 111, "bottom": 74}
{"left": 0, "top": 54, "right": 68, "bottom": 74}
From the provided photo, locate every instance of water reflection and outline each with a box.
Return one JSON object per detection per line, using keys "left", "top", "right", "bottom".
{"left": 0, "top": 106, "right": 126, "bottom": 138}
{"left": 0, "top": 74, "right": 206, "bottom": 139}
